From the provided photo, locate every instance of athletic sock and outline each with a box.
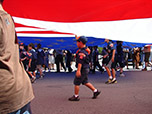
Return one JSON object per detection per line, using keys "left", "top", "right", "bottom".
{"left": 32, "top": 76, "right": 35, "bottom": 78}
{"left": 94, "top": 89, "right": 97, "bottom": 92}
{"left": 75, "top": 95, "right": 79, "bottom": 97}
{"left": 109, "top": 76, "right": 113, "bottom": 79}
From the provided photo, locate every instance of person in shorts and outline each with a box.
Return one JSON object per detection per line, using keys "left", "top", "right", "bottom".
{"left": 92, "top": 46, "right": 104, "bottom": 73}
{"left": 36, "top": 43, "right": 45, "bottom": 78}
{"left": 19, "top": 43, "right": 28, "bottom": 70}
{"left": 115, "top": 41, "right": 125, "bottom": 77}
{"left": 104, "top": 39, "right": 117, "bottom": 84}
{"left": 69, "top": 35, "right": 101, "bottom": 101}
{"left": 142, "top": 45, "right": 151, "bottom": 71}
{"left": 101, "top": 47, "right": 109, "bottom": 67}
{"left": 28, "top": 43, "right": 37, "bottom": 83}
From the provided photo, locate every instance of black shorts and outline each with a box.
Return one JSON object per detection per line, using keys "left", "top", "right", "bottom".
{"left": 74, "top": 68, "right": 89, "bottom": 86}
{"left": 105, "top": 56, "right": 117, "bottom": 69}
{"left": 111, "top": 60, "right": 117, "bottom": 69}
{"left": 116, "top": 55, "right": 125, "bottom": 68}
{"left": 29, "top": 61, "right": 36, "bottom": 72}
{"left": 145, "top": 52, "right": 150, "bottom": 62}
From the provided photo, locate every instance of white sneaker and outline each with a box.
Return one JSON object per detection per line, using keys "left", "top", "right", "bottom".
{"left": 119, "top": 73, "right": 125, "bottom": 77}
{"left": 31, "top": 76, "right": 36, "bottom": 83}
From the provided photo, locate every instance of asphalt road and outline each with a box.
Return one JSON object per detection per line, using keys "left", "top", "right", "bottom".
{"left": 31, "top": 70, "right": 152, "bottom": 114}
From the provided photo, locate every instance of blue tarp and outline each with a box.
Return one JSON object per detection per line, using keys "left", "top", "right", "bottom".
{"left": 18, "top": 36, "right": 147, "bottom": 52}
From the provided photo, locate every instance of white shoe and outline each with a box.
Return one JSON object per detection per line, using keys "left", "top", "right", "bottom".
{"left": 31, "top": 76, "right": 36, "bottom": 83}
{"left": 119, "top": 73, "right": 125, "bottom": 77}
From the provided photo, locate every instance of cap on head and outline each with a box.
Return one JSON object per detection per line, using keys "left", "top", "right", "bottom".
{"left": 77, "top": 36, "right": 88, "bottom": 44}
{"left": 19, "top": 43, "right": 24, "bottom": 46}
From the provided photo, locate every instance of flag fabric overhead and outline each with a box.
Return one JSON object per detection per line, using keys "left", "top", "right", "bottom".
{"left": 3, "top": 0, "right": 152, "bottom": 50}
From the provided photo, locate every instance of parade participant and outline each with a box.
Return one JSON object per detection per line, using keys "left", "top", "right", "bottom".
{"left": 69, "top": 36, "right": 101, "bottom": 101}
{"left": 48, "top": 49, "right": 55, "bottom": 71}
{"left": 19, "top": 43, "right": 28, "bottom": 70}
{"left": 36, "top": 43, "right": 45, "bottom": 78}
{"left": 101, "top": 47, "right": 109, "bottom": 68}
{"left": 104, "top": 39, "right": 117, "bottom": 84}
{"left": 55, "top": 49, "right": 66, "bottom": 72}
{"left": 116, "top": 41, "right": 125, "bottom": 77}
{"left": 28, "top": 43, "right": 37, "bottom": 83}
{"left": 66, "top": 50, "right": 73, "bottom": 73}
{"left": 92, "top": 46, "right": 104, "bottom": 73}
{"left": 0, "top": 0, "right": 34, "bottom": 113}
{"left": 142, "top": 45, "right": 151, "bottom": 71}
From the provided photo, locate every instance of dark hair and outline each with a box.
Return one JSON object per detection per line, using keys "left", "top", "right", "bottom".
{"left": 24, "top": 45, "right": 28, "bottom": 51}
{"left": 37, "top": 43, "right": 41, "bottom": 49}
{"left": 0, "top": 0, "right": 4, "bottom": 3}
{"left": 28, "top": 43, "right": 35, "bottom": 49}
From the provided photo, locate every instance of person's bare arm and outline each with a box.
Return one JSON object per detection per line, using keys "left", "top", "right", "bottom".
{"left": 28, "top": 59, "right": 32, "bottom": 68}
{"left": 76, "top": 63, "right": 82, "bottom": 77}
{"left": 112, "top": 49, "right": 116, "bottom": 62}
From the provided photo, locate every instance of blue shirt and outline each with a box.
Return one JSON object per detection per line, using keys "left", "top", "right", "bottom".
{"left": 107, "top": 41, "right": 116, "bottom": 57}
{"left": 76, "top": 47, "right": 90, "bottom": 69}
{"left": 37, "top": 49, "right": 45, "bottom": 65}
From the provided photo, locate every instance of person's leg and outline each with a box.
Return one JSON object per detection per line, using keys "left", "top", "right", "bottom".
{"left": 56, "top": 61, "right": 60, "bottom": 72}
{"left": 119, "top": 67, "right": 125, "bottom": 77}
{"left": 104, "top": 66, "right": 113, "bottom": 84}
{"left": 112, "top": 68, "right": 116, "bottom": 79}
{"left": 119, "top": 59, "right": 125, "bottom": 77}
{"left": 69, "top": 85, "right": 80, "bottom": 101}
{"left": 33, "top": 71, "right": 36, "bottom": 77}
{"left": 61, "top": 61, "right": 66, "bottom": 71}
{"left": 48, "top": 63, "right": 51, "bottom": 71}
{"left": 67, "top": 62, "right": 72, "bottom": 72}
{"left": 85, "top": 83, "right": 96, "bottom": 91}
{"left": 60, "top": 55, "right": 66, "bottom": 71}
{"left": 96, "top": 61, "right": 104, "bottom": 72}
{"left": 143, "top": 53, "right": 148, "bottom": 71}
{"left": 111, "top": 68, "right": 118, "bottom": 84}
{"left": 27, "top": 71, "right": 33, "bottom": 78}
{"left": 69, "top": 75, "right": 81, "bottom": 101}
{"left": 111, "top": 59, "right": 117, "bottom": 84}
{"left": 85, "top": 83, "right": 101, "bottom": 99}
{"left": 52, "top": 63, "right": 55, "bottom": 70}
{"left": 126, "top": 58, "right": 129, "bottom": 69}
{"left": 75, "top": 85, "right": 80, "bottom": 96}
{"left": 105, "top": 66, "right": 111, "bottom": 76}
{"left": 37, "top": 65, "right": 43, "bottom": 76}
{"left": 92, "top": 61, "right": 96, "bottom": 73}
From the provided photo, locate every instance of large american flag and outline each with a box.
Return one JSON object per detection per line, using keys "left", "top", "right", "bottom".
{"left": 3, "top": 0, "right": 152, "bottom": 50}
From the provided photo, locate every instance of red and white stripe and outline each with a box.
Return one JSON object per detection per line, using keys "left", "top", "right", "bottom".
{"left": 3, "top": 0, "right": 152, "bottom": 43}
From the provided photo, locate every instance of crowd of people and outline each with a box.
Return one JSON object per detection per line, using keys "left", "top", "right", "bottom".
{"left": 1, "top": 0, "right": 152, "bottom": 113}
{"left": 19, "top": 40, "right": 152, "bottom": 84}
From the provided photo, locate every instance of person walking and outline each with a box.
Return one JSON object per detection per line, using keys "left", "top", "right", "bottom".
{"left": 0, "top": 1, "right": 34, "bottom": 113}
{"left": 19, "top": 43, "right": 28, "bottom": 70}
{"left": 36, "top": 43, "right": 45, "bottom": 78}
{"left": 104, "top": 39, "right": 117, "bottom": 84}
{"left": 134, "top": 47, "right": 140, "bottom": 69}
{"left": 142, "top": 45, "right": 151, "bottom": 71}
{"left": 55, "top": 49, "right": 66, "bottom": 72}
{"left": 28, "top": 43, "right": 37, "bottom": 83}
{"left": 66, "top": 50, "right": 73, "bottom": 73}
{"left": 48, "top": 49, "right": 55, "bottom": 71}
{"left": 69, "top": 36, "right": 101, "bottom": 101}
{"left": 116, "top": 41, "right": 125, "bottom": 77}
{"left": 92, "top": 46, "right": 104, "bottom": 73}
